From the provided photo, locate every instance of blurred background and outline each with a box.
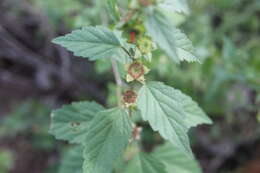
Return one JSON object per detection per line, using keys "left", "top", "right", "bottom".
{"left": 0, "top": 0, "right": 259, "bottom": 173}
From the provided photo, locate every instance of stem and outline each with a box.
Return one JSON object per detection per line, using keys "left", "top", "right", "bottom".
{"left": 111, "top": 59, "right": 124, "bottom": 106}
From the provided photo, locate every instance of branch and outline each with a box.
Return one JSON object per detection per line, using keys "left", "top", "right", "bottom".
{"left": 111, "top": 59, "right": 125, "bottom": 106}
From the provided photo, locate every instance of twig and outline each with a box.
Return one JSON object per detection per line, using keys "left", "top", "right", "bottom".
{"left": 111, "top": 59, "right": 124, "bottom": 106}
{"left": 0, "top": 24, "right": 106, "bottom": 103}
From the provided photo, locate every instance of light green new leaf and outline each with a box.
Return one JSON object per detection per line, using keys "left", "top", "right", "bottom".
{"left": 145, "top": 8, "right": 200, "bottom": 63}
{"left": 52, "top": 26, "right": 132, "bottom": 63}
{"left": 159, "top": 0, "right": 189, "bottom": 14}
{"left": 106, "top": 0, "right": 120, "bottom": 22}
{"left": 125, "top": 152, "right": 167, "bottom": 173}
{"left": 58, "top": 146, "right": 84, "bottom": 173}
{"left": 153, "top": 143, "right": 202, "bottom": 173}
{"left": 137, "top": 81, "right": 192, "bottom": 157}
{"left": 49, "top": 101, "right": 105, "bottom": 144}
{"left": 83, "top": 107, "right": 132, "bottom": 173}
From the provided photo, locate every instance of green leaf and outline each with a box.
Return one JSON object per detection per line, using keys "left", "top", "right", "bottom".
{"left": 106, "top": 0, "right": 120, "bottom": 22}
{"left": 83, "top": 107, "right": 132, "bottom": 173}
{"left": 49, "top": 101, "right": 105, "bottom": 144}
{"left": 137, "top": 81, "right": 192, "bottom": 157}
{"left": 153, "top": 143, "right": 202, "bottom": 173}
{"left": 159, "top": 0, "right": 189, "bottom": 15}
{"left": 58, "top": 146, "right": 84, "bottom": 173}
{"left": 52, "top": 26, "right": 132, "bottom": 64}
{"left": 145, "top": 8, "right": 200, "bottom": 63}
{"left": 125, "top": 152, "right": 167, "bottom": 173}
{"left": 177, "top": 92, "right": 213, "bottom": 128}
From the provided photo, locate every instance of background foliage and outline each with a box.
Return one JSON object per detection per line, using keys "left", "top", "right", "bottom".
{"left": 0, "top": 0, "right": 259, "bottom": 173}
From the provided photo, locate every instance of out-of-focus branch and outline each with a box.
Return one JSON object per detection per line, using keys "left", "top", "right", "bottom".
{"left": 0, "top": 24, "right": 106, "bottom": 103}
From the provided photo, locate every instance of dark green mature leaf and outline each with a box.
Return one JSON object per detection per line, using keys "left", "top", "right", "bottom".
{"left": 106, "top": 0, "right": 120, "bottom": 22}
{"left": 153, "top": 143, "right": 202, "bottom": 173}
{"left": 83, "top": 107, "right": 132, "bottom": 173}
{"left": 52, "top": 26, "right": 132, "bottom": 63}
{"left": 125, "top": 152, "right": 167, "bottom": 173}
{"left": 58, "top": 146, "right": 84, "bottom": 173}
{"left": 145, "top": 8, "right": 199, "bottom": 63}
{"left": 49, "top": 101, "right": 105, "bottom": 144}
{"left": 159, "top": 0, "right": 189, "bottom": 14}
{"left": 137, "top": 81, "right": 192, "bottom": 157}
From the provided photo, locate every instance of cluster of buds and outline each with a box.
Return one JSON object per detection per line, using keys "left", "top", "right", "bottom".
{"left": 126, "top": 61, "right": 149, "bottom": 83}
{"left": 123, "top": 90, "right": 137, "bottom": 107}
{"left": 137, "top": 37, "right": 157, "bottom": 61}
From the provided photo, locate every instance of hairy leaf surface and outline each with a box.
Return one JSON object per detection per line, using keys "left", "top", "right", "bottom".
{"left": 137, "top": 81, "right": 192, "bottom": 156}
{"left": 49, "top": 101, "right": 104, "bottom": 144}
{"left": 153, "top": 143, "right": 202, "bottom": 173}
{"left": 145, "top": 8, "right": 199, "bottom": 63}
{"left": 125, "top": 152, "right": 167, "bottom": 173}
{"left": 83, "top": 107, "right": 132, "bottom": 173}
{"left": 58, "top": 146, "right": 84, "bottom": 173}
{"left": 53, "top": 26, "right": 132, "bottom": 63}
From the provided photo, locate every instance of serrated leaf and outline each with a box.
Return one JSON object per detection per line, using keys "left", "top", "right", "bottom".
{"left": 125, "top": 152, "right": 167, "bottom": 173}
{"left": 137, "top": 81, "right": 192, "bottom": 157}
{"left": 49, "top": 101, "right": 105, "bottom": 144}
{"left": 58, "top": 146, "right": 84, "bottom": 173}
{"left": 52, "top": 26, "right": 132, "bottom": 64}
{"left": 145, "top": 8, "right": 200, "bottom": 63}
{"left": 83, "top": 107, "right": 132, "bottom": 173}
{"left": 177, "top": 93, "right": 212, "bottom": 128}
{"left": 159, "top": 0, "right": 189, "bottom": 14}
{"left": 106, "top": 0, "right": 120, "bottom": 22}
{"left": 153, "top": 143, "right": 202, "bottom": 173}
